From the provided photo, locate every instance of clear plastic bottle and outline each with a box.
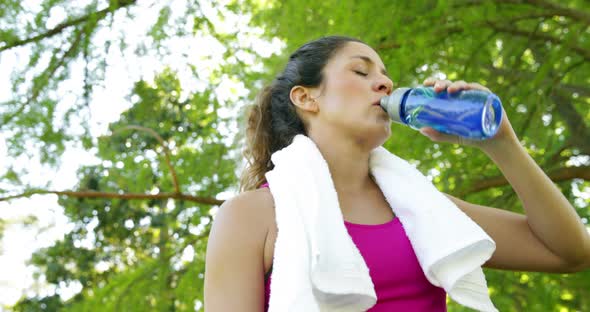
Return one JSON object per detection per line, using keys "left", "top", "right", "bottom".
{"left": 380, "top": 86, "right": 503, "bottom": 140}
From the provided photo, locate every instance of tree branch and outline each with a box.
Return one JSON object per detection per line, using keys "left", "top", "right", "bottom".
{"left": 1, "top": 28, "right": 85, "bottom": 127}
{"left": 113, "top": 125, "right": 181, "bottom": 194}
{"left": 0, "top": 0, "right": 137, "bottom": 52}
{"left": 485, "top": 21, "right": 590, "bottom": 62}
{"left": 550, "top": 90, "right": 590, "bottom": 155}
{"left": 454, "top": 165, "right": 590, "bottom": 197}
{"left": 0, "top": 125, "right": 223, "bottom": 207}
{"left": 1, "top": 1, "right": 138, "bottom": 129}
{"left": 455, "top": 0, "right": 590, "bottom": 25}
{"left": 544, "top": 140, "right": 573, "bottom": 167}
{"left": 375, "top": 41, "right": 401, "bottom": 50}
{"left": 493, "top": 12, "right": 573, "bottom": 25}
{"left": 560, "top": 83, "right": 590, "bottom": 99}
{"left": 517, "top": 99, "right": 538, "bottom": 135}
{"left": 520, "top": 0, "right": 590, "bottom": 25}
{"left": 434, "top": 18, "right": 590, "bottom": 62}
{"left": 0, "top": 189, "right": 223, "bottom": 206}
{"left": 446, "top": 56, "right": 590, "bottom": 99}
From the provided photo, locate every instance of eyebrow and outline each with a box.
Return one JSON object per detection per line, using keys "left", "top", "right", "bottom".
{"left": 350, "top": 55, "right": 389, "bottom": 77}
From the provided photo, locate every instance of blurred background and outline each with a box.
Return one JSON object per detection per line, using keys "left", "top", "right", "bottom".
{"left": 0, "top": 0, "right": 589, "bottom": 311}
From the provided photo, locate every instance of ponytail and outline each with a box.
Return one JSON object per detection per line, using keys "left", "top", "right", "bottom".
{"left": 239, "top": 85, "right": 276, "bottom": 192}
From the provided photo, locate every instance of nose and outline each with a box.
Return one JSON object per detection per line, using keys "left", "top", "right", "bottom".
{"left": 373, "top": 75, "right": 394, "bottom": 95}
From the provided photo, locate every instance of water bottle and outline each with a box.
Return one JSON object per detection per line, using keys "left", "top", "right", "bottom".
{"left": 379, "top": 86, "right": 503, "bottom": 140}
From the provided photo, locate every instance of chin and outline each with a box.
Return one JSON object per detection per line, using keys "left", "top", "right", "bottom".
{"left": 375, "top": 132, "right": 391, "bottom": 148}
{"left": 356, "top": 126, "right": 391, "bottom": 149}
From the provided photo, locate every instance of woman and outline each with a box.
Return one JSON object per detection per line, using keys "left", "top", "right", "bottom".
{"left": 204, "top": 36, "right": 590, "bottom": 311}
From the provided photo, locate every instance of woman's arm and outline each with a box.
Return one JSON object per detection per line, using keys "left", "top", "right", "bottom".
{"left": 444, "top": 192, "right": 589, "bottom": 273}
{"left": 421, "top": 78, "right": 590, "bottom": 272}
{"left": 479, "top": 136, "right": 590, "bottom": 268}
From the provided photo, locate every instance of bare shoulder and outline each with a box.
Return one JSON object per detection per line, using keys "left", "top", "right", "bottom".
{"left": 208, "top": 187, "right": 275, "bottom": 252}
{"left": 204, "top": 188, "right": 275, "bottom": 311}
{"left": 217, "top": 188, "right": 275, "bottom": 231}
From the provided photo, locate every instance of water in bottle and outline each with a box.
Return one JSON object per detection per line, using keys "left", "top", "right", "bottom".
{"left": 379, "top": 86, "right": 503, "bottom": 140}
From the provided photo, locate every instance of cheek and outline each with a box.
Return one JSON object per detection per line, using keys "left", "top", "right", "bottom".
{"left": 336, "top": 76, "right": 365, "bottom": 94}
{"left": 324, "top": 77, "right": 366, "bottom": 109}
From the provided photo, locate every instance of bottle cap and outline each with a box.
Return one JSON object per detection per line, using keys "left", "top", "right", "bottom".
{"left": 380, "top": 87, "right": 410, "bottom": 123}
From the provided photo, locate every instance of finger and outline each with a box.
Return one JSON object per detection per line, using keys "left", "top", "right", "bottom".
{"left": 419, "top": 127, "right": 467, "bottom": 145}
{"left": 423, "top": 77, "right": 436, "bottom": 86}
{"left": 433, "top": 79, "right": 452, "bottom": 92}
{"left": 448, "top": 80, "right": 468, "bottom": 93}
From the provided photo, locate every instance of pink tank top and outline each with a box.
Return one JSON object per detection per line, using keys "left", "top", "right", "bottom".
{"left": 260, "top": 183, "right": 447, "bottom": 311}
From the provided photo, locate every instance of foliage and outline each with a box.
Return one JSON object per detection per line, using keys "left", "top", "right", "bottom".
{"left": 0, "top": 0, "right": 588, "bottom": 311}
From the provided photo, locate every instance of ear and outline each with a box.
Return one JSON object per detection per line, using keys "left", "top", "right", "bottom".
{"left": 290, "top": 85, "right": 319, "bottom": 113}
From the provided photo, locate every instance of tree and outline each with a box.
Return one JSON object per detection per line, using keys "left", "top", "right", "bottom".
{"left": 1, "top": 0, "right": 261, "bottom": 310}
{"left": 247, "top": 0, "right": 590, "bottom": 310}
{"left": 1, "top": 0, "right": 589, "bottom": 311}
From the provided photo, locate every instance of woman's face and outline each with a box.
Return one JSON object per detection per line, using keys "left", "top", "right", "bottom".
{"left": 310, "top": 41, "right": 394, "bottom": 147}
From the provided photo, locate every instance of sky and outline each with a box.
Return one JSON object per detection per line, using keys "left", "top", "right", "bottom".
{"left": 0, "top": 0, "right": 283, "bottom": 308}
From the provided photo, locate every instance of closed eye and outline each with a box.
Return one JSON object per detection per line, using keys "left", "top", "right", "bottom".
{"left": 353, "top": 70, "right": 368, "bottom": 77}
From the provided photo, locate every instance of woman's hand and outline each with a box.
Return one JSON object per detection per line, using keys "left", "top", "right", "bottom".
{"left": 420, "top": 77, "right": 519, "bottom": 152}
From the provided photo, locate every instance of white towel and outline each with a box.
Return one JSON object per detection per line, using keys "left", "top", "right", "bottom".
{"left": 265, "top": 134, "right": 498, "bottom": 312}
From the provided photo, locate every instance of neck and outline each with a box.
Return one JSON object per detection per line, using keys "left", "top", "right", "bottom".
{"left": 308, "top": 131, "right": 377, "bottom": 194}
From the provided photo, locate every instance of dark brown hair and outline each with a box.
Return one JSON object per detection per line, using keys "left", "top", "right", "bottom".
{"left": 239, "top": 36, "right": 364, "bottom": 192}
